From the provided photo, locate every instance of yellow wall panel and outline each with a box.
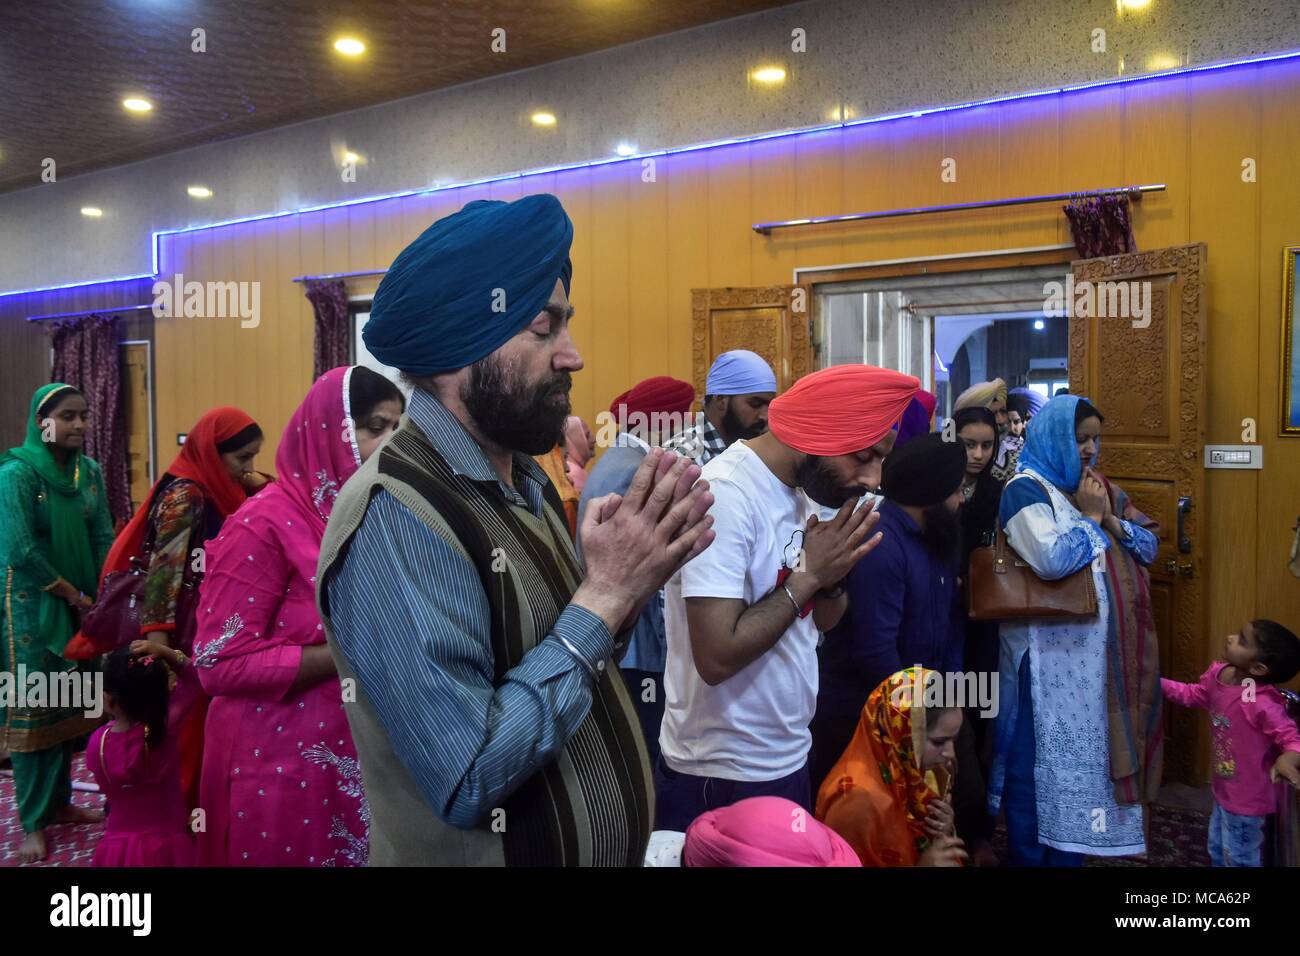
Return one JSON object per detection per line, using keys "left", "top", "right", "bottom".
{"left": 142, "top": 60, "right": 1300, "bottom": 651}
{"left": 995, "top": 97, "right": 1064, "bottom": 250}
{"left": 626, "top": 160, "right": 670, "bottom": 389}
{"left": 1122, "top": 76, "right": 1190, "bottom": 251}
{"left": 1255, "top": 67, "right": 1300, "bottom": 629}
{"left": 1189, "top": 68, "right": 1263, "bottom": 650}
{"left": 588, "top": 165, "right": 631, "bottom": 417}
{"left": 749, "top": 136, "right": 800, "bottom": 284}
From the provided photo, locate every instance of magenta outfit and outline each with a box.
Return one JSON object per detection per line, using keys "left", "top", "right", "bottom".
{"left": 86, "top": 722, "right": 195, "bottom": 867}
{"left": 193, "top": 367, "right": 369, "bottom": 866}
{"left": 1162, "top": 662, "right": 1300, "bottom": 816}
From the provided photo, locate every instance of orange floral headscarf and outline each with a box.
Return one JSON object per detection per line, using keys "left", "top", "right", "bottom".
{"left": 816, "top": 667, "right": 954, "bottom": 865}
{"left": 867, "top": 668, "right": 951, "bottom": 848}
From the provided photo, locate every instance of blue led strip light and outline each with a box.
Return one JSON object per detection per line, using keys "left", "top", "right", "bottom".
{"left": 6, "top": 46, "right": 1300, "bottom": 300}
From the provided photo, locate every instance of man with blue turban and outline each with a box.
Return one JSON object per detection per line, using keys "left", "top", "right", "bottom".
{"left": 317, "top": 194, "right": 717, "bottom": 866}
{"left": 663, "top": 349, "right": 777, "bottom": 465}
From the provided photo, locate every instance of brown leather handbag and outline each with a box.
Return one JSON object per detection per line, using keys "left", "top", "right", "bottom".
{"left": 967, "top": 476, "right": 1099, "bottom": 621}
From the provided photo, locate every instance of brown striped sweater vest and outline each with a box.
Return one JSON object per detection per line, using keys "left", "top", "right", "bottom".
{"left": 317, "top": 416, "right": 652, "bottom": 866}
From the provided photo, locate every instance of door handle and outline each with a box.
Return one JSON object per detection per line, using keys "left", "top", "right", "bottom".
{"left": 1176, "top": 496, "right": 1192, "bottom": 554}
{"left": 1163, "top": 558, "right": 1194, "bottom": 578}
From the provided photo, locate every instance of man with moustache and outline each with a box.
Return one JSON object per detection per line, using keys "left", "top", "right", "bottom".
{"left": 810, "top": 432, "right": 969, "bottom": 788}
{"left": 317, "top": 194, "right": 717, "bottom": 866}
{"left": 663, "top": 349, "right": 777, "bottom": 465}
{"left": 655, "top": 364, "right": 920, "bottom": 830}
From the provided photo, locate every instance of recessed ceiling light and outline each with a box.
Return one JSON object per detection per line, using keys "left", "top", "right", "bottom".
{"left": 615, "top": 142, "right": 636, "bottom": 157}
{"left": 122, "top": 97, "right": 153, "bottom": 113}
{"left": 187, "top": 185, "right": 213, "bottom": 199}
{"left": 343, "top": 150, "right": 360, "bottom": 163}
{"left": 1119, "top": 0, "right": 1152, "bottom": 10}
{"left": 334, "top": 37, "right": 365, "bottom": 56}
{"left": 531, "top": 111, "right": 557, "bottom": 127}
{"left": 751, "top": 66, "right": 787, "bottom": 85}
{"left": 81, "top": 207, "right": 103, "bottom": 218}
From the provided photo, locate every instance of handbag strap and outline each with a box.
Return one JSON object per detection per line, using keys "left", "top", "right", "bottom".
{"left": 994, "top": 473, "right": 1058, "bottom": 570}
{"left": 1003, "top": 472, "right": 1057, "bottom": 520}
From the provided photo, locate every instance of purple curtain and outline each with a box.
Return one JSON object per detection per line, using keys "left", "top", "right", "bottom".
{"left": 49, "top": 314, "right": 132, "bottom": 523}
{"left": 305, "top": 279, "right": 351, "bottom": 379}
{"left": 1063, "top": 193, "right": 1138, "bottom": 258}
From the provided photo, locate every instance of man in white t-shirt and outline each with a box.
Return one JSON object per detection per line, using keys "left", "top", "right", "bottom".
{"left": 656, "top": 364, "right": 921, "bottom": 830}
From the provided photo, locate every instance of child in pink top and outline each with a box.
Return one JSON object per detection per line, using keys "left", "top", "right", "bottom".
{"left": 1162, "top": 619, "right": 1300, "bottom": 866}
{"left": 86, "top": 645, "right": 196, "bottom": 867}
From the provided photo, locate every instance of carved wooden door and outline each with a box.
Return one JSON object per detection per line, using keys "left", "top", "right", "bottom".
{"left": 690, "top": 285, "right": 813, "bottom": 398}
{"left": 1069, "top": 243, "right": 1208, "bottom": 784}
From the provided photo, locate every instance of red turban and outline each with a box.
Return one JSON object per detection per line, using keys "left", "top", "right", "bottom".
{"left": 767, "top": 364, "right": 920, "bottom": 456}
{"left": 609, "top": 376, "right": 696, "bottom": 422}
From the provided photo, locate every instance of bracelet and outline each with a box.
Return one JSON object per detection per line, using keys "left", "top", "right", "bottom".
{"left": 781, "top": 583, "right": 802, "bottom": 616}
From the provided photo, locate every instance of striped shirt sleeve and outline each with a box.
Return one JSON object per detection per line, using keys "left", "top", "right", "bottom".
{"left": 999, "top": 477, "right": 1108, "bottom": 580}
{"left": 326, "top": 490, "right": 613, "bottom": 830}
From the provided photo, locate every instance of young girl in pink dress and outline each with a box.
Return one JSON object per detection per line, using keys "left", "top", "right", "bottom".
{"left": 193, "top": 366, "right": 403, "bottom": 866}
{"left": 86, "top": 646, "right": 196, "bottom": 866}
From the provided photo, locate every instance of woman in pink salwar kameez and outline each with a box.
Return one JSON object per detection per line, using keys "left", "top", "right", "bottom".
{"left": 193, "top": 366, "right": 403, "bottom": 866}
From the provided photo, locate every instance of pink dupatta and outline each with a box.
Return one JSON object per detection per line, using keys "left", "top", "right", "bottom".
{"left": 194, "top": 364, "right": 361, "bottom": 676}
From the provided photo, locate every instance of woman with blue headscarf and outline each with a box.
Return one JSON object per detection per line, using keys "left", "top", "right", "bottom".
{"left": 986, "top": 394, "right": 1163, "bottom": 865}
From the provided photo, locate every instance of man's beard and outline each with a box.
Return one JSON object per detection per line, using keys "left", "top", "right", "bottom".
{"left": 722, "top": 401, "right": 766, "bottom": 442}
{"left": 460, "top": 353, "right": 572, "bottom": 456}
{"left": 795, "top": 455, "right": 864, "bottom": 509}
{"left": 921, "top": 502, "right": 962, "bottom": 564}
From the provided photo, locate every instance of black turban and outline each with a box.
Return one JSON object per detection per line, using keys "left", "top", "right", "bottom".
{"left": 882, "top": 432, "right": 967, "bottom": 507}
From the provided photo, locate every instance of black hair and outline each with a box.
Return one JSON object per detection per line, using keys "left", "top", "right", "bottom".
{"left": 216, "top": 423, "right": 263, "bottom": 454}
{"left": 953, "top": 406, "right": 999, "bottom": 445}
{"left": 1074, "top": 400, "right": 1104, "bottom": 428}
{"left": 36, "top": 386, "right": 84, "bottom": 419}
{"left": 103, "top": 646, "right": 170, "bottom": 746}
{"left": 1007, "top": 393, "right": 1034, "bottom": 419}
{"left": 349, "top": 366, "right": 405, "bottom": 421}
{"left": 952, "top": 406, "right": 1004, "bottom": 563}
{"left": 926, "top": 703, "right": 962, "bottom": 730}
{"left": 1251, "top": 619, "right": 1300, "bottom": 685}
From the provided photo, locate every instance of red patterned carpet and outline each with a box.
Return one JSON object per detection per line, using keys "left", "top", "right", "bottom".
{"left": 1, "top": 751, "right": 1213, "bottom": 867}
{"left": 0, "top": 751, "right": 106, "bottom": 867}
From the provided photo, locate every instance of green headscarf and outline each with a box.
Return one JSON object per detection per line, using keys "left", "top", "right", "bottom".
{"left": 1, "top": 383, "right": 100, "bottom": 655}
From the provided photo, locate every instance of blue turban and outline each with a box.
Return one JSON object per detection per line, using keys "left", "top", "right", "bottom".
{"left": 363, "top": 194, "right": 574, "bottom": 375}
{"left": 705, "top": 350, "right": 777, "bottom": 396}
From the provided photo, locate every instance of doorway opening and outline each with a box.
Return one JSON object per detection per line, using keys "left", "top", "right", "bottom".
{"left": 812, "top": 261, "right": 1071, "bottom": 419}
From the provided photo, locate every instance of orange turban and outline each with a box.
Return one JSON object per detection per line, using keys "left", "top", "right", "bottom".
{"left": 767, "top": 365, "right": 920, "bottom": 456}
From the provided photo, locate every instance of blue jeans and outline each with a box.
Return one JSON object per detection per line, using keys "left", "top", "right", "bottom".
{"left": 1003, "top": 652, "right": 1084, "bottom": 867}
{"left": 653, "top": 757, "right": 811, "bottom": 832}
{"left": 1208, "top": 803, "right": 1266, "bottom": 867}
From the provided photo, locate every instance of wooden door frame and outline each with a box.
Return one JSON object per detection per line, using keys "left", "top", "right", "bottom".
{"left": 1069, "top": 243, "right": 1209, "bottom": 784}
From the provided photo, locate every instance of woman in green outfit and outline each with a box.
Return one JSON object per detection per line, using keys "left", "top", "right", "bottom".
{"left": 0, "top": 383, "right": 115, "bottom": 862}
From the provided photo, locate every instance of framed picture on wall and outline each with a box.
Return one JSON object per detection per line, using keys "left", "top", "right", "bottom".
{"left": 1284, "top": 244, "right": 1300, "bottom": 436}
